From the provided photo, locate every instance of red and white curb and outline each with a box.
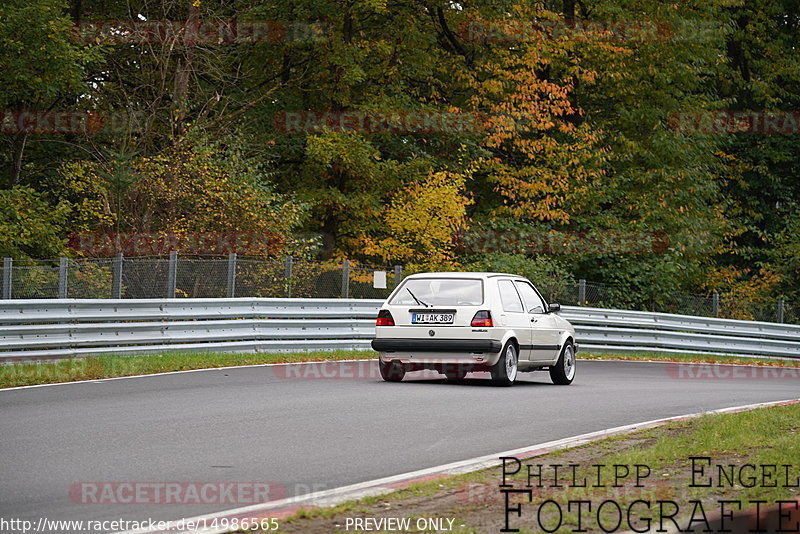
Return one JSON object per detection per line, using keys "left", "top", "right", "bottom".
{"left": 117, "top": 398, "right": 800, "bottom": 534}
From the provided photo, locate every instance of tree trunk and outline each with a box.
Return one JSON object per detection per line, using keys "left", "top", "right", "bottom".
{"left": 563, "top": 0, "right": 576, "bottom": 23}
{"left": 8, "top": 132, "right": 28, "bottom": 189}
{"left": 173, "top": 4, "right": 199, "bottom": 135}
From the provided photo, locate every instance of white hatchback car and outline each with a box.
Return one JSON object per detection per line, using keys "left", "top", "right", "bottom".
{"left": 371, "top": 272, "right": 577, "bottom": 386}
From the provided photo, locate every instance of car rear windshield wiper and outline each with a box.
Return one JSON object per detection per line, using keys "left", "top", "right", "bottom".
{"left": 406, "top": 288, "right": 430, "bottom": 308}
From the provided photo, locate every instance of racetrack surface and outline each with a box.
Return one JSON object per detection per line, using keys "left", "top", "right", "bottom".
{"left": 1, "top": 360, "right": 797, "bottom": 531}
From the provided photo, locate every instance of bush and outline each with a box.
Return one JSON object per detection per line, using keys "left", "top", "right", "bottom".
{"left": 0, "top": 186, "right": 68, "bottom": 258}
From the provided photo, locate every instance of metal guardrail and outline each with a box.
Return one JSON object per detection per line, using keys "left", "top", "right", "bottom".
{"left": 558, "top": 308, "right": 800, "bottom": 358}
{"left": 0, "top": 299, "right": 379, "bottom": 360}
{"left": 0, "top": 299, "right": 798, "bottom": 361}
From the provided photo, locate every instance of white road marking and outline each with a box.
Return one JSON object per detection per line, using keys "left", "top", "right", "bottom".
{"left": 2, "top": 357, "right": 795, "bottom": 392}
{"left": 114, "top": 397, "right": 800, "bottom": 534}
{"left": 0, "top": 358, "right": 376, "bottom": 392}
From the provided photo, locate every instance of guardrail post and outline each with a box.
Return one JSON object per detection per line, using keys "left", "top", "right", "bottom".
{"left": 777, "top": 299, "right": 785, "bottom": 323}
{"left": 2, "top": 257, "right": 12, "bottom": 299}
{"left": 226, "top": 253, "right": 237, "bottom": 298}
{"left": 284, "top": 255, "right": 293, "bottom": 298}
{"left": 712, "top": 292, "right": 720, "bottom": 317}
{"left": 58, "top": 257, "right": 69, "bottom": 299}
{"left": 166, "top": 250, "right": 177, "bottom": 298}
{"left": 394, "top": 265, "right": 403, "bottom": 288}
{"left": 578, "top": 279, "right": 586, "bottom": 305}
{"left": 112, "top": 254, "right": 123, "bottom": 298}
{"left": 341, "top": 260, "right": 350, "bottom": 298}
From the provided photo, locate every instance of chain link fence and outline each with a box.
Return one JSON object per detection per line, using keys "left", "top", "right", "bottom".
{"left": 0, "top": 255, "right": 401, "bottom": 301}
{"left": 534, "top": 280, "right": 794, "bottom": 324}
{"left": 0, "top": 255, "right": 795, "bottom": 324}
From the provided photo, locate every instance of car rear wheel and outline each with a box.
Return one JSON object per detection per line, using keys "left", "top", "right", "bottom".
{"left": 491, "top": 341, "right": 518, "bottom": 386}
{"left": 549, "top": 342, "right": 576, "bottom": 385}
{"left": 379, "top": 360, "right": 405, "bottom": 382}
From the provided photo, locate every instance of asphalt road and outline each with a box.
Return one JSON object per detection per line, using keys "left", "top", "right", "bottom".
{"left": 1, "top": 360, "right": 798, "bottom": 531}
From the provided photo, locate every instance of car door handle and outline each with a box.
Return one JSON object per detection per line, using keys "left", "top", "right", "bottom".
{"left": 530, "top": 318, "right": 537, "bottom": 323}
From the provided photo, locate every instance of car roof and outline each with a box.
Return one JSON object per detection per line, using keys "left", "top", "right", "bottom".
{"left": 404, "top": 272, "right": 526, "bottom": 280}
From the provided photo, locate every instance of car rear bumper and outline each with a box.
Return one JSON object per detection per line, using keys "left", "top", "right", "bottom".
{"left": 371, "top": 338, "right": 502, "bottom": 353}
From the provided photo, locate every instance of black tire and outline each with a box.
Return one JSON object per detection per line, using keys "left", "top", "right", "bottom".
{"left": 490, "top": 341, "right": 518, "bottom": 387}
{"left": 379, "top": 360, "right": 405, "bottom": 382}
{"left": 549, "top": 342, "right": 576, "bottom": 385}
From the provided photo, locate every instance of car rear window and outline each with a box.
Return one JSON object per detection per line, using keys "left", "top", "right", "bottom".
{"left": 390, "top": 278, "right": 483, "bottom": 306}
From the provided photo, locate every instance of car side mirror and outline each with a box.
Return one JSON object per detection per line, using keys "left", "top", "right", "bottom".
{"left": 548, "top": 303, "right": 561, "bottom": 313}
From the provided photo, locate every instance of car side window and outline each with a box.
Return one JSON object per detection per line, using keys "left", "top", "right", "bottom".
{"left": 498, "top": 280, "right": 524, "bottom": 313}
{"left": 514, "top": 281, "right": 546, "bottom": 314}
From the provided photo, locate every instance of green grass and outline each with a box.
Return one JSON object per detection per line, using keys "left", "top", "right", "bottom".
{"left": 608, "top": 403, "right": 800, "bottom": 502}
{"left": 1, "top": 349, "right": 796, "bottom": 390}
{"left": 580, "top": 350, "right": 800, "bottom": 367}
{"left": 0, "top": 350, "right": 374, "bottom": 389}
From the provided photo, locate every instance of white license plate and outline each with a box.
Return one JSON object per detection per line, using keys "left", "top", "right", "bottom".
{"left": 412, "top": 313, "right": 454, "bottom": 324}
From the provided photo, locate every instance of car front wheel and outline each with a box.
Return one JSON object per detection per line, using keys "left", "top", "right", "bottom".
{"left": 549, "top": 342, "right": 576, "bottom": 385}
{"left": 491, "top": 341, "right": 518, "bottom": 387}
{"left": 379, "top": 360, "right": 406, "bottom": 382}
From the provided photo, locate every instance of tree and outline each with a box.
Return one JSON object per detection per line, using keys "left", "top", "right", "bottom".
{"left": 53, "top": 134, "right": 306, "bottom": 256}
{"left": 713, "top": 0, "right": 800, "bottom": 281}
{"left": 0, "top": 0, "right": 92, "bottom": 188}
{"left": 0, "top": 187, "right": 68, "bottom": 258}
{"left": 454, "top": 4, "right": 607, "bottom": 224}
{"left": 361, "top": 170, "right": 472, "bottom": 270}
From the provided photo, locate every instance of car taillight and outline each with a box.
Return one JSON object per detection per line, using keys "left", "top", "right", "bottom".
{"left": 471, "top": 310, "right": 493, "bottom": 327}
{"left": 376, "top": 309, "right": 395, "bottom": 326}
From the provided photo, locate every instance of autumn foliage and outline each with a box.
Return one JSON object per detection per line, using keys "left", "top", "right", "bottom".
{"left": 1, "top": 0, "right": 798, "bottom": 310}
